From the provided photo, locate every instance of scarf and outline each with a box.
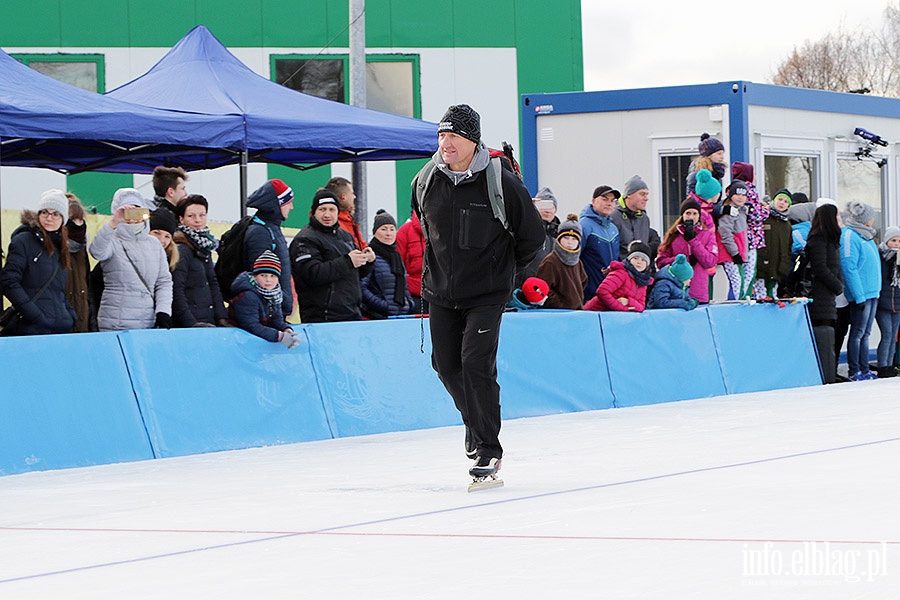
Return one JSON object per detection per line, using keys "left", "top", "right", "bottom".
{"left": 552, "top": 238, "right": 581, "bottom": 266}
{"left": 843, "top": 216, "right": 876, "bottom": 241}
{"left": 769, "top": 207, "right": 790, "bottom": 222}
{"left": 624, "top": 261, "right": 652, "bottom": 287}
{"left": 177, "top": 223, "right": 218, "bottom": 257}
{"left": 248, "top": 273, "right": 283, "bottom": 311}
{"left": 880, "top": 244, "right": 900, "bottom": 288}
{"left": 369, "top": 237, "right": 407, "bottom": 305}
{"left": 66, "top": 219, "right": 87, "bottom": 244}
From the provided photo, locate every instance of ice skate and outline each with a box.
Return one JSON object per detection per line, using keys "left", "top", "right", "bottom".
{"left": 467, "top": 456, "right": 503, "bottom": 492}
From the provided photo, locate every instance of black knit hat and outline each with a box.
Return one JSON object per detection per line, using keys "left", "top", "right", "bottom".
{"left": 310, "top": 189, "right": 340, "bottom": 214}
{"left": 679, "top": 197, "right": 702, "bottom": 216}
{"left": 372, "top": 209, "right": 397, "bottom": 233}
{"left": 149, "top": 208, "right": 177, "bottom": 234}
{"left": 437, "top": 104, "right": 481, "bottom": 143}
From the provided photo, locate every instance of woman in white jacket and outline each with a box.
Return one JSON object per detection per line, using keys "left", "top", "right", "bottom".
{"left": 89, "top": 188, "right": 173, "bottom": 331}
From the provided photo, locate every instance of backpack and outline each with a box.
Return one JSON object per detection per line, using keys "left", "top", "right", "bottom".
{"left": 781, "top": 251, "right": 813, "bottom": 298}
{"left": 215, "top": 215, "right": 274, "bottom": 299}
{"left": 413, "top": 141, "right": 520, "bottom": 240}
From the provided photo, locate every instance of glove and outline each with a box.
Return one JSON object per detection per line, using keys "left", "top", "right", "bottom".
{"left": 686, "top": 298, "right": 699, "bottom": 311}
{"left": 279, "top": 328, "right": 299, "bottom": 349}
{"left": 688, "top": 255, "right": 698, "bottom": 266}
{"left": 731, "top": 254, "right": 744, "bottom": 265}
{"left": 682, "top": 220, "right": 696, "bottom": 241}
{"left": 154, "top": 312, "right": 172, "bottom": 329}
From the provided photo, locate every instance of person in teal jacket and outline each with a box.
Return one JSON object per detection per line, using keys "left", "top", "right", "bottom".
{"left": 840, "top": 201, "right": 882, "bottom": 380}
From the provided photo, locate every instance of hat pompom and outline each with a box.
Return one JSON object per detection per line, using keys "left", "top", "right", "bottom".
{"left": 668, "top": 253, "right": 694, "bottom": 282}
{"left": 521, "top": 277, "right": 549, "bottom": 304}
{"left": 693, "top": 168, "right": 722, "bottom": 201}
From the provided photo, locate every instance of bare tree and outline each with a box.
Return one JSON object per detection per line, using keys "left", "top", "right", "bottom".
{"left": 771, "top": 4, "right": 900, "bottom": 98}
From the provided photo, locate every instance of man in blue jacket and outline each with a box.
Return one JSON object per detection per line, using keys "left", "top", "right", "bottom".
{"left": 579, "top": 185, "right": 621, "bottom": 302}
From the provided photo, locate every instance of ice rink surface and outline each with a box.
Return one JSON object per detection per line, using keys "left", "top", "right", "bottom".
{"left": 1, "top": 380, "right": 899, "bottom": 599}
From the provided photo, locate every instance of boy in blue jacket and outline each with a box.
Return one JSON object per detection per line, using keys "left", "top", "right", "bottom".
{"left": 229, "top": 250, "right": 299, "bottom": 349}
{"left": 648, "top": 254, "right": 698, "bottom": 310}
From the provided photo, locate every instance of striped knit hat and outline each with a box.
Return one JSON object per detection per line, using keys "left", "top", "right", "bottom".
{"left": 270, "top": 179, "right": 294, "bottom": 206}
{"left": 253, "top": 249, "right": 281, "bottom": 276}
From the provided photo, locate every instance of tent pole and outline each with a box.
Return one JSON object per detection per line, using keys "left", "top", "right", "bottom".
{"left": 240, "top": 149, "right": 248, "bottom": 217}
{"left": 349, "top": 0, "right": 368, "bottom": 231}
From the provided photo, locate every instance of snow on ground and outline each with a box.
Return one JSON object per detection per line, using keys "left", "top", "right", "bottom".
{"left": 1, "top": 380, "right": 899, "bottom": 599}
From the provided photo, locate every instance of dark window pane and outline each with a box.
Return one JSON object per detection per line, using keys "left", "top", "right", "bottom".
{"left": 764, "top": 156, "right": 817, "bottom": 201}
{"left": 275, "top": 58, "right": 344, "bottom": 103}
{"left": 660, "top": 155, "right": 693, "bottom": 231}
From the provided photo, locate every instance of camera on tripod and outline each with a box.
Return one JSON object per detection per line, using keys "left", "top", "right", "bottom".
{"left": 854, "top": 127, "right": 888, "bottom": 168}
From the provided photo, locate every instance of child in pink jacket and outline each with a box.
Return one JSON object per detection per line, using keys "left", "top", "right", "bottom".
{"left": 585, "top": 241, "right": 654, "bottom": 312}
{"left": 656, "top": 198, "right": 718, "bottom": 304}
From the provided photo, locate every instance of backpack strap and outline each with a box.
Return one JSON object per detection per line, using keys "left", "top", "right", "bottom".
{"left": 413, "top": 156, "right": 511, "bottom": 240}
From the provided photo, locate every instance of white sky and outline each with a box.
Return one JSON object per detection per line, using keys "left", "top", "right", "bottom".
{"left": 582, "top": 1, "right": 893, "bottom": 91}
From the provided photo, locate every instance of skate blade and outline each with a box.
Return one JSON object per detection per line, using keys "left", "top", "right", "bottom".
{"left": 467, "top": 476, "right": 504, "bottom": 493}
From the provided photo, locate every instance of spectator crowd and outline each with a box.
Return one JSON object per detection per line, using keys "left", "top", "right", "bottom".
{"left": 3, "top": 133, "right": 899, "bottom": 384}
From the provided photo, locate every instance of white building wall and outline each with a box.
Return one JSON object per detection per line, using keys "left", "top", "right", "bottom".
{"left": 535, "top": 105, "right": 727, "bottom": 231}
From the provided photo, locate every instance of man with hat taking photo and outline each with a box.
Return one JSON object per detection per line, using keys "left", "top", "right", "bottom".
{"left": 412, "top": 103, "right": 544, "bottom": 486}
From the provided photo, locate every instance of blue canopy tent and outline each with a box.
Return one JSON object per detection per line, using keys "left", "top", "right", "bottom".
{"left": 106, "top": 26, "right": 438, "bottom": 206}
{"left": 0, "top": 49, "right": 244, "bottom": 174}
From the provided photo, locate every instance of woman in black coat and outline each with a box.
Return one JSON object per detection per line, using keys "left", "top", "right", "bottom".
{"left": 0, "top": 190, "right": 76, "bottom": 335}
{"left": 804, "top": 203, "right": 844, "bottom": 383}
{"left": 172, "top": 195, "right": 228, "bottom": 327}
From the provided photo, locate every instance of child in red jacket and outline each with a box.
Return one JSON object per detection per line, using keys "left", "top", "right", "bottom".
{"left": 585, "top": 241, "right": 654, "bottom": 312}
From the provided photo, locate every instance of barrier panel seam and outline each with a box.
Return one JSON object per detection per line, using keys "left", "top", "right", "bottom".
{"left": 115, "top": 333, "right": 157, "bottom": 459}
{"left": 704, "top": 306, "right": 732, "bottom": 396}
{"left": 301, "top": 326, "right": 337, "bottom": 440}
{"left": 594, "top": 314, "right": 620, "bottom": 409}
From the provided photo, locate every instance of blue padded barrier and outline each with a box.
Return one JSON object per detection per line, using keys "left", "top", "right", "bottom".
{"left": 706, "top": 303, "right": 822, "bottom": 393}
{"left": 600, "top": 308, "right": 727, "bottom": 407}
{"left": 305, "top": 318, "right": 458, "bottom": 437}
{"left": 0, "top": 332, "right": 153, "bottom": 475}
{"left": 118, "top": 327, "right": 331, "bottom": 458}
{"left": 498, "top": 310, "right": 615, "bottom": 416}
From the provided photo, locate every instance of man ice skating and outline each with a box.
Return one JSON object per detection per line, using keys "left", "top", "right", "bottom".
{"left": 412, "top": 104, "right": 544, "bottom": 486}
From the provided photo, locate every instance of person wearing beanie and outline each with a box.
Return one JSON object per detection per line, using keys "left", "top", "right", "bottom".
{"left": 648, "top": 253, "right": 698, "bottom": 310}
{"left": 242, "top": 179, "right": 294, "bottom": 317}
{"left": 506, "top": 276, "right": 550, "bottom": 311}
{"left": 151, "top": 165, "right": 188, "bottom": 216}
{"left": 148, "top": 207, "right": 180, "bottom": 272}
{"left": 535, "top": 214, "right": 588, "bottom": 309}
{"left": 411, "top": 102, "right": 545, "bottom": 482}
{"left": 656, "top": 195, "right": 719, "bottom": 305}
{"left": 227, "top": 250, "right": 298, "bottom": 349}
{"left": 687, "top": 169, "right": 723, "bottom": 230}
{"left": 686, "top": 133, "right": 727, "bottom": 196}
{"left": 517, "top": 186, "right": 561, "bottom": 286}
{"left": 726, "top": 163, "right": 770, "bottom": 300}
{"left": 875, "top": 225, "right": 900, "bottom": 378}
{"left": 171, "top": 194, "right": 228, "bottom": 328}
{"left": 88, "top": 187, "right": 173, "bottom": 331}
{"left": 325, "top": 176, "right": 367, "bottom": 250}
{"left": 753, "top": 188, "right": 793, "bottom": 299}
{"left": 584, "top": 239, "right": 653, "bottom": 312}
{"left": 716, "top": 180, "right": 752, "bottom": 300}
{"left": 0, "top": 189, "right": 77, "bottom": 335}
{"left": 579, "top": 185, "right": 621, "bottom": 303}
{"left": 839, "top": 200, "right": 882, "bottom": 380}
{"left": 360, "top": 209, "right": 414, "bottom": 319}
{"left": 611, "top": 175, "right": 661, "bottom": 262}
{"left": 63, "top": 193, "right": 92, "bottom": 332}
{"left": 289, "top": 188, "right": 375, "bottom": 323}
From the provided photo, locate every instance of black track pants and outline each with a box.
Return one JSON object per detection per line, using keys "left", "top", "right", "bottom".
{"left": 429, "top": 303, "right": 505, "bottom": 459}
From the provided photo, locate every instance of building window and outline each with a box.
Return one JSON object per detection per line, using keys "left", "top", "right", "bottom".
{"left": 12, "top": 54, "right": 105, "bottom": 92}
{"left": 837, "top": 158, "right": 885, "bottom": 233}
{"left": 271, "top": 54, "right": 420, "bottom": 118}
{"left": 660, "top": 154, "right": 694, "bottom": 231}
{"left": 764, "top": 155, "right": 817, "bottom": 203}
